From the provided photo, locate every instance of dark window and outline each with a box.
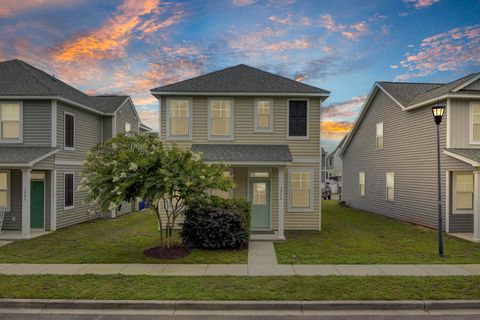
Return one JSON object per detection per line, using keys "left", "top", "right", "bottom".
{"left": 64, "top": 173, "right": 74, "bottom": 207}
{"left": 65, "top": 114, "right": 74, "bottom": 148}
{"left": 288, "top": 100, "right": 307, "bottom": 136}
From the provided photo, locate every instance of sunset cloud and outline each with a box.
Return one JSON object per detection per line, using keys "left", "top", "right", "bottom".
{"left": 231, "top": 0, "right": 256, "bottom": 6}
{"left": 321, "top": 121, "right": 353, "bottom": 141}
{"left": 320, "top": 14, "right": 367, "bottom": 40}
{"left": 403, "top": 0, "right": 440, "bottom": 9}
{"left": 0, "top": 0, "right": 81, "bottom": 17}
{"left": 322, "top": 96, "right": 366, "bottom": 121}
{"left": 137, "top": 108, "right": 159, "bottom": 131}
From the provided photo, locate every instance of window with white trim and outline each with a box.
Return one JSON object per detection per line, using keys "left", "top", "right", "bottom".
{"left": 167, "top": 98, "right": 191, "bottom": 138}
{"left": 471, "top": 103, "right": 480, "bottom": 143}
{"left": 125, "top": 122, "right": 131, "bottom": 132}
{"left": 64, "top": 173, "right": 74, "bottom": 209}
{"left": 209, "top": 99, "right": 233, "bottom": 139}
{"left": 453, "top": 172, "right": 474, "bottom": 211}
{"left": 289, "top": 168, "right": 314, "bottom": 211}
{"left": 254, "top": 99, "right": 273, "bottom": 132}
{"left": 386, "top": 172, "right": 394, "bottom": 201}
{"left": 376, "top": 122, "right": 384, "bottom": 150}
{"left": 0, "top": 102, "right": 21, "bottom": 141}
{"left": 211, "top": 170, "right": 233, "bottom": 199}
{"left": 0, "top": 171, "right": 9, "bottom": 210}
{"left": 359, "top": 172, "right": 365, "bottom": 196}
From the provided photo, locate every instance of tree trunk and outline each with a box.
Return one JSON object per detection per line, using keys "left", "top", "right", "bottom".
{"left": 154, "top": 203, "right": 164, "bottom": 247}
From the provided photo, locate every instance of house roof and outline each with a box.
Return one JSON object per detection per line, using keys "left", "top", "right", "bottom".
{"left": 151, "top": 64, "right": 329, "bottom": 95}
{"left": 0, "top": 59, "right": 132, "bottom": 114}
{"left": 444, "top": 148, "right": 480, "bottom": 166}
{"left": 0, "top": 146, "right": 58, "bottom": 166}
{"left": 191, "top": 144, "right": 292, "bottom": 163}
{"left": 139, "top": 122, "right": 153, "bottom": 131}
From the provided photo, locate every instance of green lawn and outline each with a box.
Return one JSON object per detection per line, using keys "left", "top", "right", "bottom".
{"left": 275, "top": 200, "right": 480, "bottom": 264}
{"left": 1, "top": 275, "right": 480, "bottom": 300}
{"left": 0, "top": 211, "right": 247, "bottom": 264}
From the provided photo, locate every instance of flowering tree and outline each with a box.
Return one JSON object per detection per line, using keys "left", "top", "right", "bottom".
{"left": 80, "top": 133, "right": 233, "bottom": 248}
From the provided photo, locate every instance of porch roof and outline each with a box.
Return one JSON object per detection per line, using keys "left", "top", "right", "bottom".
{"left": 191, "top": 144, "right": 292, "bottom": 163}
{"left": 0, "top": 146, "right": 58, "bottom": 167}
{"left": 444, "top": 148, "right": 480, "bottom": 167}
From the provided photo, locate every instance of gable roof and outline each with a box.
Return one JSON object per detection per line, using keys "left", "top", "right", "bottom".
{"left": 151, "top": 64, "right": 329, "bottom": 96}
{"left": 191, "top": 144, "right": 292, "bottom": 163}
{"left": 0, "top": 146, "right": 58, "bottom": 167}
{"left": 0, "top": 59, "right": 134, "bottom": 115}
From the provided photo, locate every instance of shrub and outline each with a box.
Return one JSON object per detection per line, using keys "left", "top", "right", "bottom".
{"left": 181, "top": 196, "right": 251, "bottom": 250}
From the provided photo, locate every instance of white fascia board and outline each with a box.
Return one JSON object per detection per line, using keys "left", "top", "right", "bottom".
{"left": 113, "top": 96, "right": 141, "bottom": 121}
{"left": 29, "top": 149, "right": 59, "bottom": 166}
{"left": 451, "top": 74, "right": 480, "bottom": 92}
{"left": 443, "top": 150, "right": 480, "bottom": 167}
{"left": 204, "top": 161, "right": 291, "bottom": 166}
{"left": 405, "top": 93, "right": 480, "bottom": 111}
{"left": 151, "top": 91, "right": 330, "bottom": 98}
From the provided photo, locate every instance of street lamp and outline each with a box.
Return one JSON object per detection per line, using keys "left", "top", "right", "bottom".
{"left": 432, "top": 103, "right": 445, "bottom": 257}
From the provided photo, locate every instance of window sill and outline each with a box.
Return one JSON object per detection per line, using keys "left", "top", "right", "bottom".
{"left": 452, "top": 210, "right": 474, "bottom": 215}
{"left": 0, "top": 139, "right": 23, "bottom": 144}
{"left": 64, "top": 147, "right": 75, "bottom": 151}
{"left": 254, "top": 129, "right": 274, "bottom": 133}
{"left": 287, "top": 208, "right": 315, "bottom": 213}
{"left": 208, "top": 136, "right": 234, "bottom": 141}
{"left": 64, "top": 206, "right": 74, "bottom": 211}
{"left": 287, "top": 136, "right": 309, "bottom": 140}
{"left": 166, "top": 136, "right": 192, "bottom": 141}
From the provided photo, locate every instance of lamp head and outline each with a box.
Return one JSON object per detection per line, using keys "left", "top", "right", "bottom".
{"left": 432, "top": 104, "right": 445, "bottom": 125}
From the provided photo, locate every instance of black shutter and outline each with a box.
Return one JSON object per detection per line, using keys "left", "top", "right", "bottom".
{"left": 65, "top": 114, "right": 74, "bottom": 148}
{"left": 289, "top": 100, "right": 307, "bottom": 136}
{"left": 65, "top": 174, "right": 73, "bottom": 207}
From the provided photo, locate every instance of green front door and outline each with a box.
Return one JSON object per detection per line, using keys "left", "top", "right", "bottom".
{"left": 249, "top": 179, "right": 270, "bottom": 229}
{"left": 30, "top": 180, "right": 44, "bottom": 229}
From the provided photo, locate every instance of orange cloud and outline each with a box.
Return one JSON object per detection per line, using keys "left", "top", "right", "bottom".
{"left": 320, "top": 14, "right": 367, "bottom": 41}
{"left": 137, "top": 108, "right": 159, "bottom": 131}
{"left": 265, "top": 39, "right": 311, "bottom": 51}
{"left": 322, "top": 96, "right": 366, "bottom": 121}
{"left": 403, "top": 0, "right": 440, "bottom": 9}
{"left": 321, "top": 121, "right": 353, "bottom": 140}
{"left": 0, "top": 0, "right": 82, "bottom": 17}
{"left": 231, "top": 0, "right": 256, "bottom": 6}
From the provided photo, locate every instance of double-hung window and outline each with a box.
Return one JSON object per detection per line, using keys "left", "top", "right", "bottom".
{"left": 167, "top": 98, "right": 192, "bottom": 139}
{"left": 209, "top": 98, "right": 233, "bottom": 139}
{"left": 376, "top": 122, "right": 384, "bottom": 150}
{"left": 64, "top": 173, "right": 74, "bottom": 209}
{"left": 64, "top": 113, "right": 75, "bottom": 150}
{"left": 471, "top": 103, "right": 480, "bottom": 143}
{"left": 386, "top": 172, "right": 394, "bottom": 201}
{"left": 288, "top": 168, "right": 314, "bottom": 212}
{"left": 453, "top": 172, "right": 474, "bottom": 212}
{"left": 254, "top": 99, "right": 273, "bottom": 132}
{"left": 359, "top": 172, "right": 365, "bottom": 196}
{"left": 288, "top": 100, "right": 308, "bottom": 138}
{"left": 0, "top": 102, "right": 22, "bottom": 142}
{"left": 0, "top": 171, "right": 9, "bottom": 211}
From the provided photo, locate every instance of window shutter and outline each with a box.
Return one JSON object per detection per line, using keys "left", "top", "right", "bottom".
{"left": 65, "top": 174, "right": 73, "bottom": 207}
{"left": 65, "top": 114, "right": 74, "bottom": 148}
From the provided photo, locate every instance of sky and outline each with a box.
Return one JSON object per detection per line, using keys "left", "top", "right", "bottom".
{"left": 0, "top": 0, "right": 479, "bottom": 151}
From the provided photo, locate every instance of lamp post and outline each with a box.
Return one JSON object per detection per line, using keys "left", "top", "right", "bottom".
{"left": 432, "top": 104, "right": 445, "bottom": 257}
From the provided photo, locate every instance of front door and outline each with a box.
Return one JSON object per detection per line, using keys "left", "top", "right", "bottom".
{"left": 249, "top": 179, "right": 270, "bottom": 229}
{"left": 30, "top": 180, "right": 44, "bottom": 229}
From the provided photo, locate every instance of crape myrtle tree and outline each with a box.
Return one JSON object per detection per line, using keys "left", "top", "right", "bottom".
{"left": 80, "top": 132, "right": 233, "bottom": 248}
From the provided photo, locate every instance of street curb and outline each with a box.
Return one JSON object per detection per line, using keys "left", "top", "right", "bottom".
{"left": 1, "top": 299, "right": 480, "bottom": 311}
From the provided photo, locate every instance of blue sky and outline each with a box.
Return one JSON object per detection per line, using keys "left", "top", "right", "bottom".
{"left": 0, "top": 0, "right": 479, "bottom": 151}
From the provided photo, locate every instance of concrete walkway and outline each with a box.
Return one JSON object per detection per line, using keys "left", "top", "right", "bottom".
{"left": 0, "top": 263, "right": 479, "bottom": 276}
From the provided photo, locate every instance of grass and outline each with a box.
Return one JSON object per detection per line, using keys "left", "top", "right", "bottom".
{"left": 275, "top": 200, "right": 480, "bottom": 264}
{"left": 0, "top": 211, "right": 247, "bottom": 264}
{"left": 1, "top": 275, "right": 480, "bottom": 300}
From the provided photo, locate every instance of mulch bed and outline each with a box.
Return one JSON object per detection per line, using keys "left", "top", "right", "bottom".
{"left": 143, "top": 246, "right": 192, "bottom": 259}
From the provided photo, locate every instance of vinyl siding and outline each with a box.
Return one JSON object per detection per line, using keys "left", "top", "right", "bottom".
{"left": 449, "top": 98, "right": 480, "bottom": 148}
{"left": 463, "top": 79, "right": 480, "bottom": 91}
{"left": 342, "top": 90, "right": 472, "bottom": 230}
{"left": 102, "top": 116, "right": 113, "bottom": 142}
{"left": 2, "top": 170, "right": 21, "bottom": 230}
{"left": 115, "top": 100, "right": 139, "bottom": 135}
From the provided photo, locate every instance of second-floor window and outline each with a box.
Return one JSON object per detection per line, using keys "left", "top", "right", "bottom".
{"left": 254, "top": 99, "right": 273, "bottom": 132}
{"left": 0, "top": 102, "right": 21, "bottom": 141}
{"left": 471, "top": 103, "right": 480, "bottom": 143}
{"left": 376, "top": 122, "right": 384, "bottom": 150}
{"left": 209, "top": 98, "right": 233, "bottom": 139}
{"left": 64, "top": 113, "right": 75, "bottom": 150}
{"left": 167, "top": 98, "right": 192, "bottom": 139}
{"left": 288, "top": 100, "right": 308, "bottom": 138}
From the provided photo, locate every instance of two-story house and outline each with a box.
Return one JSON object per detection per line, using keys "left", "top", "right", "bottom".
{"left": 325, "top": 135, "right": 347, "bottom": 194}
{"left": 0, "top": 59, "right": 146, "bottom": 239}
{"left": 151, "top": 65, "right": 329, "bottom": 240}
{"left": 340, "top": 73, "right": 480, "bottom": 241}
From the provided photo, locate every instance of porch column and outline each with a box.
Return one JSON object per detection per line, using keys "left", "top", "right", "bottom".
{"left": 21, "top": 168, "right": 31, "bottom": 238}
{"left": 277, "top": 167, "right": 285, "bottom": 240}
{"left": 474, "top": 169, "right": 480, "bottom": 241}
{"left": 50, "top": 169, "right": 57, "bottom": 231}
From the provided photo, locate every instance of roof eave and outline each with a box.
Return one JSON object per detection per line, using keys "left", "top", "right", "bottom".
{"left": 150, "top": 91, "right": 330, "bottom": 97}
{"left": 405, "top": 92, "right": 480, "bottom": 110}
{"left": 443, "top": 150, "right": 480, "bottom": 167}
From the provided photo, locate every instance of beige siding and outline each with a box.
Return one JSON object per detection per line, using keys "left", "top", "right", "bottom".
{"left": 463, "top": 79, "right": 480, "bottom": 91}
{"left": 115, "top": 100, "right": 139, "bottom": 135}
{"left": 449, "top": 98, "right": 480, "bottom": 148}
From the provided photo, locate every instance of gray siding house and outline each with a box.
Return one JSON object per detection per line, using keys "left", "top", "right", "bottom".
{"left": 0, "top": 59, "right": 147, "bottom": 238}
{"left": 151, "top": 65, "right": 329, "bottom": 239}
{"left": 341, "top": 73, "right": 480, "bottom": 241}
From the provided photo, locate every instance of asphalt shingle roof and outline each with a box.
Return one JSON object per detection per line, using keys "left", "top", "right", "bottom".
{"left": 445, "top": 148, "right": 480, "bottom": 164}
{"left": 151, "top": 64, "right": 329, "bottom": 95}
{"left": 0, "top": 147, "right": 57, "bottom": 164}
{"left": 191, "top": 144, "right": 292, "bottom": 162}
{"left": 0, "top": 59, "right": 129, "bottom": 114}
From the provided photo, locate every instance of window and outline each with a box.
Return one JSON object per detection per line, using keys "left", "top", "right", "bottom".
{"left": 211, "top": 170, "right": 233, "bottom": 199}
{"left": 471, "top": 103, "right": 480, "bottom": 143}
{"left": 289, "top": 168, "right": 314, "bottom": 211}
{"left": 64, "top": 173, "right": 74, "bottom": 209}
{"left": 167, "top": 98, "right": 191, "bottom": 139}
{"left": 249, "top": 171, "right": 270, "bottom": 178}
{"left": 254, "top": 99, "right": 273, "bottom": 132}
{"left": 252, "top": 182, "right": 267, "bottom": 205}
{"left": 209, "top": 98, "right": 233, "bottom": 139}
{"left": 0, "top": 102, "right": 21, "bottom": 141}
{"left": 125, "top": 122, "right": 131, "bottom": 132}
{"left": 359, "top": 172, "right": 365, "bottom": 196}
{"left": 64, "top": 113, "right": 75, "bottom": 150}
{"left": 288, "top": 100, "right": 308, "bottom": 138}
{"left": 386, "top": 172, "right": 394, "bottom": 201}
{"left": 376, "top": 122, "right": 384, "bottom": 150}
{"left": 453, "top": 172, "right": 474, "bottom": 211}
{"left": 0, "top": 171, "right": 9, "bottom": 210}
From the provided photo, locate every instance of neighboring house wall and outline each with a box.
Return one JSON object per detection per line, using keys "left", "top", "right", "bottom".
{"left": 449, "top": 98, "right": 480, "bottom": 149}
{"left": 463, "top": 79, "right": 480, "bottom": 91}
{"left": 115, "top": 100, "right": 139, "bottom": 135}
{"left": 102, "top": 116, "right": 113, "bottom": 141}
{"left": 342, "top": 90, "right": 471, "bottom": 230}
